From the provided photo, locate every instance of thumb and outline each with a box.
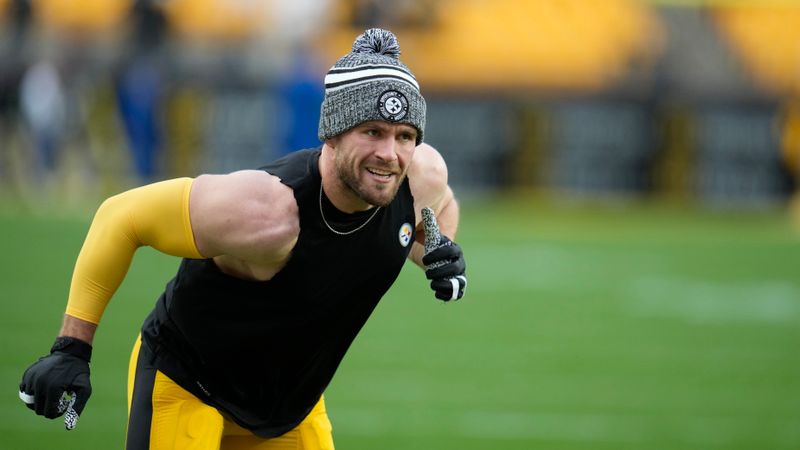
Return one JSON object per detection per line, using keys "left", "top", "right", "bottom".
{"left": 65, "top": 373, "right": 92, "bottom": 430}
{"left": 57, "top": 392, "right": 77, "bottom": 430}
{"left": 421, "top": 207, "right": 441, "bottom": 254}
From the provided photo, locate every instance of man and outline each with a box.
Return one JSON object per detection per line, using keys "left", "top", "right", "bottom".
{"left": 18, "top": 28, "right": 467, "bottom": 449}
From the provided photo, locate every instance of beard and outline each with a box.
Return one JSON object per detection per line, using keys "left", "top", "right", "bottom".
{"left": 334, "top": 151, "right": 405, "bottom": 207}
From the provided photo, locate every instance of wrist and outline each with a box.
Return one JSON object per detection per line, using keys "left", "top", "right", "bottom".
{"left": 59, "top": 314, "right": 97, "bottom": 344}
{"left": 51, "top": 336, "right": 93, "bottom": 362}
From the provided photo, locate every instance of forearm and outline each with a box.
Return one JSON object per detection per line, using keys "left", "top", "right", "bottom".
{"left": 65, "top": 178, "right": 202, "bottom": 324}
{"left": 434, "top": 189, "right": 460, "bottom": 240}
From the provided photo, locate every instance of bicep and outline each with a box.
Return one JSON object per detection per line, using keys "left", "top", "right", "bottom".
{"left": 408, "top": 144, "right": 460, "bottom": 252}
{"left": 409, "top": 144, "right": 454, "bottom": 226}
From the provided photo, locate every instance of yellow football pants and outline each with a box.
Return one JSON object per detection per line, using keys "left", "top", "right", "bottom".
{"left": 126, "top": 336, "right": 334, "bottom": 450}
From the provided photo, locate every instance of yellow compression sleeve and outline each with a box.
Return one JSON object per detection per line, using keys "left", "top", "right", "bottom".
{"left": 65, "top": 177, "right": 203, "bottom": 324}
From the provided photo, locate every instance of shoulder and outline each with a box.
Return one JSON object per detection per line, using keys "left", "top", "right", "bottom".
{"left": 192, "top": 170, "right": 297, "bottom": 223}
{"left": 189, "top": 170, "right": 299, "bottom": 261}
{"left": 193, "top": 170, "right": 293, "bottom": 204}
{"left": 259, "top": 148, "right": 320, "bottom": 187}
{"left": 408, "top": 143, "right": 449, "bottom": 212}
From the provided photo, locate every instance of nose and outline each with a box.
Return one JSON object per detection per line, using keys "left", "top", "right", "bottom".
{"left": 374, "top": 136, "right": 398, "bottom": 162}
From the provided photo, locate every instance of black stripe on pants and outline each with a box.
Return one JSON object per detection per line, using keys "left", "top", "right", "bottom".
{"left": 126, "top": 341, "right": 156, "bottom": 450}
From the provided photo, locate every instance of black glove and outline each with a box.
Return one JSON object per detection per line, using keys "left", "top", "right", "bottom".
{"left": 19, "top": 336, "right": 92, "bottom": 430}
{"left": 422, "top": 236, "right": 467, "bottom": 301}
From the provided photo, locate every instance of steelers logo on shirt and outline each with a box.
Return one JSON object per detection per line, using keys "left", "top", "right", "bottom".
{"left": 378, "top": 90, "right": 409, "bottom": 122}
{"left": 398, "top": 222, "right": 413, "bottom": 247}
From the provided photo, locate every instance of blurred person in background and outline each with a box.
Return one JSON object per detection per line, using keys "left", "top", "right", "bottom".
{"left": 0, "top": 0, "right": 32, "bottom": 186}
{"left": 115, "top": 0, "right": 169, "bottom": 182}
{"left": 276, "top": 51, "right": 325, "bottom": 157}
{"left": 19, "top": 60, "right": 67, "bottom": 178}
{"left": 18, "top": 28, "right": 467, "bottom": 450}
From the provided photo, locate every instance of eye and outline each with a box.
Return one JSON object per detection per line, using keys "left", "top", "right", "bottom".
{"left": 365, "top": 128, "right": 379, "bottom": 137}
{"left": 399, "top": 132, "right": 415, "bottom": 142}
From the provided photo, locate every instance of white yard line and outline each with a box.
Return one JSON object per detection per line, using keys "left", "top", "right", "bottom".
{"left": 625, "top": 277, "right": 800, "bottom": 324}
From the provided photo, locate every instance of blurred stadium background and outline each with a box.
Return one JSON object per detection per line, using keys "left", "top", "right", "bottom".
{"left": 1, "top": 0, "right": 799, "bottom": 449}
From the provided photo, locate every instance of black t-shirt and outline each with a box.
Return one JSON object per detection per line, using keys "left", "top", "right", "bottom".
{"left": 141, "top": 148, "right": 416, "bottom": 437}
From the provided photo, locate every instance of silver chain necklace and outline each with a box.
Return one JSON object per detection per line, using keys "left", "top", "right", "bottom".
{"left": 319, "top": 184, "right": 381, "bottom": 236}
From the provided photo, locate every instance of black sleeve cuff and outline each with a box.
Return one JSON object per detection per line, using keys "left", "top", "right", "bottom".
{"left": 51, "top": 336, "right": 93, "bottom": 362}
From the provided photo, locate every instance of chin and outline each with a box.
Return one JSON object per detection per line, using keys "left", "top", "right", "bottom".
{"left": 362, "top": 187, "right": 398, "bottom": 207}
{"left": 349, "top": 173, "right": 405, "bottom": 207}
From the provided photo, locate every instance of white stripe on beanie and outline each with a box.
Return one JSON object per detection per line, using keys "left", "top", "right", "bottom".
{"left": 325, "top": 65, "right": 419, "bottom": 92}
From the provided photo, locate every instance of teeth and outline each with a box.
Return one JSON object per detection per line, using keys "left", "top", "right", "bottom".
{"left": 368, "top": 168, "right": 392, "bottom": 176}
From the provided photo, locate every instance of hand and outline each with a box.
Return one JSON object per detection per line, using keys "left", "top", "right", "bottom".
{"left": 422, "top": 236, "right": 467, "bottom": 301}
{"left": 19, "top": 337, "right": 93, "bottom": 430}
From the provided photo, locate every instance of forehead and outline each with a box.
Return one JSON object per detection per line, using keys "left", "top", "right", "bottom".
{"left": 357, "top": 121, "right": 417, "bottom": 134}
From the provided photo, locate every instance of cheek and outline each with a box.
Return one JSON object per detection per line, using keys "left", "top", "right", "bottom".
{"left": 399, "top": 148, "right": 415, "bottom": 169}
{"left": 336, "top": 148, "right": 357, "bottom": 168}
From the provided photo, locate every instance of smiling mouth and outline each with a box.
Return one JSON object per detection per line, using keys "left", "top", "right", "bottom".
{"left": 366, "top": 168, "right": 394, "bottom": 179}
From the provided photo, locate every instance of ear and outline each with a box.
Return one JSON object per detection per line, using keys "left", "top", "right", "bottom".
{"left": 325, "top": 137, "right": 337, "bottom": 149}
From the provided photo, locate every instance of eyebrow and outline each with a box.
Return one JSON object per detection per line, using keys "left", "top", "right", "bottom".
{"left": 361, "top": 122, "right": 416, "bottom": 134}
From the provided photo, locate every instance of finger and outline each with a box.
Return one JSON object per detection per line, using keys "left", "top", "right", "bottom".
{"left": 421, "top": 241, "right": 459, "bottom": 267}
{"left": 40, "top": 387, "right": 66, "bottom": 418}
{"left": 435, "top": 290, "right": 453, "bottom": 301}
{"left": 421, "top": 207, "right": 441, "bottom": 252}
{"left": 431, "top": 276, "right": 466, "bottom": 301}
{"left": 57, "top": 391, "right": 75, "bottom": 415}
{"left": 70, "top": 374, "right": 92, "bottom": 417}
{"left": 62, "top": 392, "right": 79, "bottom": 430}
{"left": 19, "top": 390, "right": 35, "bottom": 409}
{"left": 32, "top": 386, "right": 47, "bottom": 415}
{"left": 19, "top": 372, "right": 36, "bottom": 407}
{"left": 65, "top": 405, "right": 79, "bottom": 430}
{"left": 430, "top": 277, "right": 459, "bottom": 301}
{"left": 456, "top": 275, "right": 468, "bottom": 296}
{"left": 425, "top": 258, "right": 465, "bottom": 280}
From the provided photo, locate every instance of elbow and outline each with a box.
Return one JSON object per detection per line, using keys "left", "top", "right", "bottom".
{"left": 91, "top": 191, "right": 145, "bottom": 249}
{"left": 93, "top": 194, "right": 134, "bottom": 236}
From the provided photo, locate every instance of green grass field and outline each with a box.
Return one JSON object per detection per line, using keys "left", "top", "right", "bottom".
{"left": 2, "top": 197, "right": 800, "bottom": 449}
